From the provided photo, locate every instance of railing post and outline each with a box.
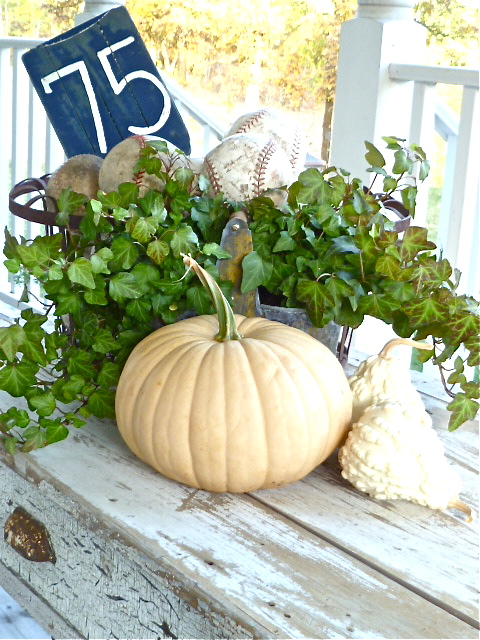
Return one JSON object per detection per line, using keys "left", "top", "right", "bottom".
{"left": 75, "top": 0, "right": 126, "bottom": 25}
{"left": 329, "top": 0, "right": 427, "bottom": 181}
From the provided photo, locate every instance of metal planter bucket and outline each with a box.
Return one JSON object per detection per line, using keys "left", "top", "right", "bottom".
{"left": 259, "top": 304, "right": 342, "bottom": 356}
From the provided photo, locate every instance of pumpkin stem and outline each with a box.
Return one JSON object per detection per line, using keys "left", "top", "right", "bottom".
{"left": 379, "top": 338, "right": 433, "bottom": 360}
{"left": 182, "top": 254, "right": 243, "bottom": 342}
{"left": 448, "top": 498, "right": 474, "bottom": 523}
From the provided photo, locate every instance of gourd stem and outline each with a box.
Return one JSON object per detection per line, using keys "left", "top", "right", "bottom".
{"left": 182, "top": 254, "right": 243, "bottom": 342}
{"left": 379, "top": 338, "right": 432, "bottom": 359}
{"left": 448, "top": 499, "right": 474, "bottom": 523}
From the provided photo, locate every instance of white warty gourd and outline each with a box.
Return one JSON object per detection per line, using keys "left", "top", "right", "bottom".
{"left": 339, "top": 401, "right": 472, "bottom": 520}
{"left": 340, "top": 339, "right": 473, "bottom": 521}
{"left": 348, "top": 338, "right": 433, "bottom": 424}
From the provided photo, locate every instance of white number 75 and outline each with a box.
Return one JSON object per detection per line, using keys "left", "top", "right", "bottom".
{"left": 41, "top": 36, "right": 172, "bottom": 154}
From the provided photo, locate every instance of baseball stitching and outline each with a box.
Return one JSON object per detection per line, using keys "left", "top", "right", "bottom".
{"left": 204, "top": 156, "right": 223, "bottom": 194}
{"left": 234, "top": 110, "right": 302, "bottom": 171}
{"left": 254, "top": 140, "right": 277, "bottom": 196}
{"left": 235, "top": 109, "right": 269, "bottom": 135}
{"left": 290, "top": 127, "right": 302, "bottom": 169}
{"left": 132, "top": 135, "right": 148, "bottom": 187}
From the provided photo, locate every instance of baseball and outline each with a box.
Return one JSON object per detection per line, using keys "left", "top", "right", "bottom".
{"left": 46, "top": 154, "right": 103, "bottom": 215}
{"left": 203, "top": 133, "right": 293, "bottom": 202}
{"left": 99, "top": 135, "right": 197, "bottom": 197}
{"left": 224, "top": 108, "right": 307, "bottom": 177}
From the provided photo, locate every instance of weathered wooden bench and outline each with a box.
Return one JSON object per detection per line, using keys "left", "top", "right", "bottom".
{"left": 0, "top": 354, "right": 478, "bottom": 639}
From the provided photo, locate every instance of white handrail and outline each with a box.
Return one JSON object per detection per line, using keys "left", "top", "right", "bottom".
{"left": 388, "top": 62, "right": 479, "bottom": 297}
{"left": 389, "top": 63, "right": 479, "bottom": 88}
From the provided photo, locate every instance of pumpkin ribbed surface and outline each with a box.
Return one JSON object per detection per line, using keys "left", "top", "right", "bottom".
{"left": 115, "top": 313, "right": 352, "bottom": 493}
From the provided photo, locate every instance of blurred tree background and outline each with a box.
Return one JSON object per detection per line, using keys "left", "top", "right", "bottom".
{"left": 0, "top": 0, "right": 477, "bottom": 162}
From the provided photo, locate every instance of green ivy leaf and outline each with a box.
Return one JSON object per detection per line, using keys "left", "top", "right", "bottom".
{"left": 110, "top": 236, "right": 139, "bottom": 270}
{"left": 87, "top": 389, "right": 115, "bottom": 419}
{"left": 97, "top": 362, "right": 121, "bottom": 389}
{"left": 15, "top": 243, "right": 47, "bottom": 270}
{"left": 383, "top": 177, "right": 398, "bottom": 192}
{"left": 358, "top": 293, "right": 397, "bottom": 321}
{"left": 91, "top": 248, "right": 114, "bottom": 274}
{"left": 84, "top": 289, "right": 108, "bottom": 306}
{"left": 325, "top": 276, "right": 354, "bottom": 307}
{"left": 241, "top": 251, "right": 273, "bottom": 293}
{"left": 4, "top": 257, "right": 21, "bottom": 273}
{"left": 3, "top": 228, "right": 19, "bottom": 260}
{"left": 130, "top": 216, "right": 158, "bottom": 243}
{"left": 376, "top": 254, "right": 403, "bottom": 278}
{"left": 296, "top": 279, "right": 334, "bottom": 327}
{"left": 60, "top": 375, "right": 86, "bottom": 402}
{"left": 170, "top": 226, "right": 199, "bottom": 256}
{"left": 0, "top": 407, "right": 30, "bottom": 432}
{"left": 147, "top": 239, "right": 170, "bottom": 264}
{"left": 131, "top": 263, "right": 162, "bottom": 293}
{"left": 0, "top": 324, "right": 26, "bottom": 361}
{"left": 296, "top": 169, "right": 332, "bottom": 205}
{"left": 0, "top": 362, "right": 38, "bottom": 397}
{"left": 67, "top": 257, "right": 95, "bottom": 289}
{"left": 401, "top": 185, "right": 417, "bottom": 215}
{"left": 27, "top": 391, "right": 56, "bottom": 417}
{"left": 92, "top": 329, "right": 119, "bottom": 354}
{"left": 399, "top": 226, "right": 437, "bottom": 262}
{"left": 44, "top": 420, "right": 69, "bottom": 445}
{"left": 203, "top": 243, "right": 231, "bottom": 259}
{"left": 67, "top": 351, "right": 96, "bottom": 379}
{"left": 273, "top": 231, "right": 296, "bottom": 252}
{"left": 21, "top": 426, "right": 46, "bottom": 452}
{"left": 187, "top": 285, "right": 213, "bottom": 315}
{"left": 403, "top": 297, "right": 449, "bottom": 325}
{"left": 364, "top": 141, "right": 386, "bottom": 168}
{"left": 48, "top": 262, "right": 64, "bottom": 281}
{"left": 109, "top": 272, "right": 143, "bottom": 302}
{"left": 392, "top": 148, "right": 410, "bottom": 174}
{"left": 54, "top": 292, "right": 83, "bottom": 316}
{"left": 447, "top": 393, "right": 480, "bottom": 431}
{"left": 125, "top": 298, "right": 152, "bottom": 324}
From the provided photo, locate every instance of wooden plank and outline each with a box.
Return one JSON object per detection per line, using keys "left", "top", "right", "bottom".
{"left": 0, "top": 405, "right": 476, "bottom": 639}
{"left": 252, "top": 427, "right": 479, "bottom": 627}
{"left": 0, "top": 583, "right": 51, "bottom": 640}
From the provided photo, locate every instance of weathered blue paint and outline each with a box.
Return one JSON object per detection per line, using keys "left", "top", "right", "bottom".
{"left": 22, "top": 6, "right": 191, "bottom": 158}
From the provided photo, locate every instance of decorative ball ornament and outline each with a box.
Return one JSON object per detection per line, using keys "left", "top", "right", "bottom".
{"left": 99, "top": 135, "right": 196, "bottom": 196}
{"left": 203, "top": 133, "right": 293, "bottom": 202}
{"left": 115, "top": 255, "right": 352, "bottom": 493}
{"left": 46, "top": 154, "right": 103, "bottom": 215}
{"left": 224, "top": 108, "right": 307, "bottom": 176}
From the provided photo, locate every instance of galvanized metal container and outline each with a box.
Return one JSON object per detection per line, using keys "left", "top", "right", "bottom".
{"left": 259, "top": 304, "right": 342, "bottom": 356}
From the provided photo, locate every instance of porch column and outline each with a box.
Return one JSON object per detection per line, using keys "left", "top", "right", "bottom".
{"left": 329, "top": 0, "right": 427, "bottom": 180}
{"left": 75, "top": 0, "right": 126, "bottom": 26}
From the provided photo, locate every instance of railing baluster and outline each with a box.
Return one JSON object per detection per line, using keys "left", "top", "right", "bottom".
{"left": 408, "top": 80, "right": 436, "bottom": 228}
{"left": 444, "top": 86, "right": 479, "bottom": 294}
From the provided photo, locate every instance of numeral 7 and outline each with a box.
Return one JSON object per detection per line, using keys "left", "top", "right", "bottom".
{"left": 42, "top": 60, "right": 108, "bottom": 154}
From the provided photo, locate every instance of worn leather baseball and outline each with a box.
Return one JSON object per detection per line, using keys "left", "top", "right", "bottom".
{"left": 224, "top": 108, "right": 307, "bottom": 176}
{"left": 46, "top": 154, "right": 103, "bottom": 215}
{"left": 203, "top": 133, "right": 293, "bottom": 202}
{"left": 99, "top": 135, "right": 195, "bottom": 196}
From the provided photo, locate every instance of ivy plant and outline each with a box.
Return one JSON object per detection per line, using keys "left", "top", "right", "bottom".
{"left": 241, "top": 137, "right": 479, "bottom": 431}
{"left": 0, "top": 148, "right": 234, "bottom": 452}
{"left": 0, "top": 137, "right": 478, "bottom": 452}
